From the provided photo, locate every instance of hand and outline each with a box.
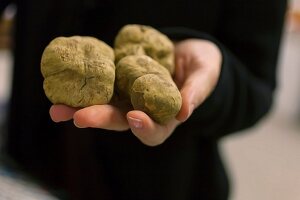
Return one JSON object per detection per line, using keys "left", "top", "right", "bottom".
{"left": 49, "top": 39, "right": 222, "bottom": 146}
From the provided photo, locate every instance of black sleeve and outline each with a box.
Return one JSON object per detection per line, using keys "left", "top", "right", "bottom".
{"left": 161, "top": 0, "right": 287, "bottom": 139}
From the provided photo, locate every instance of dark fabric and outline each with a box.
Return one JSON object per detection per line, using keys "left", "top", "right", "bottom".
{"left": 4, "top": 0, "right": 287, "bottom": 199}
{"left": 0, "top": 0, "right": 12, "bottom": 14}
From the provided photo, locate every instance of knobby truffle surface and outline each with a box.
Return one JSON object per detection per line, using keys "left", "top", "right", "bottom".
{"left": 114, "top": 24, "right": 175, "bottom": 74}
{"left": 116, "top": 55, "right": 181, "bottom": 124}
{"left": 41, "top": 36, "right": 115, "bottom": 107}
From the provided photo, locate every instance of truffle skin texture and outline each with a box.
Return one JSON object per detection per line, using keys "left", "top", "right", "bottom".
{"left": 41, "top": 36, "right": 115, "bottom": 107}
{"left": 114, "top": 24, "right": 175, "bottom": 74}
{"left": 116, "top": 55, "right": 182, "bottom": 124}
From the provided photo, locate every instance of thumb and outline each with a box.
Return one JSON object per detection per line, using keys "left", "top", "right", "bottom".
{"left": 176, "top": 67, "right": 212, "bottom": 122}
{"left": 176, "top": 84, "right": 196, "bottom": 122}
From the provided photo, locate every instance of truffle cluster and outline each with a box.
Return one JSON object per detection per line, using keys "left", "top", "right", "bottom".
{"left": 41, "top": 24, "right": 182, "bottom": 124}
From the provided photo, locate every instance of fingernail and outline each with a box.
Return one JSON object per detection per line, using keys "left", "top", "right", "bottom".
{"left": 128, "top": 117, "right": 143, "bottom": 129}
{"left": 73, "top": 120, "right": 85, "bottom": 128}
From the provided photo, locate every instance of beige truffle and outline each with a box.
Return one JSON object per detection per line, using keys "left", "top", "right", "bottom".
{"left": 114, "top": 24, "right": 175, "bottom": 74}
{"left": 116, "top": 55, "right": 181, "bottom": 124}
{"left": 41, "top": 36, "right": 115, "bottom": 107}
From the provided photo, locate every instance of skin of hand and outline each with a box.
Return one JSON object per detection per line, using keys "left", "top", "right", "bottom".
{"left": 49, "top": 39, "right": 222, "bottom": 146}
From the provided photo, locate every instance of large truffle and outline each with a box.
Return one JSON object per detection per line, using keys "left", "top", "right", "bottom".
{"left": 114, "top": 24, "right": 175, "bottom": 74}
{"left": 41, "top": 36, "right": 115, "bottom": 107}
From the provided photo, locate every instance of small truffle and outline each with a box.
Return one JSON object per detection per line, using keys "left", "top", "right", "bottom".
{"left": 116, "top": 55, "right": 181, "bottom": 124}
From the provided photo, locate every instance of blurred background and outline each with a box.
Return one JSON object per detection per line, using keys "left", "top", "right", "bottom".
{"left": 221, "top": 0, "right": 300, "bottom": 199}
{"left": 0, "top": 1, "right": 299, "bottom": 200}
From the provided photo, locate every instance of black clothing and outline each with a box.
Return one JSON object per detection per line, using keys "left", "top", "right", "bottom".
{"left": 1, "top": 0, "right": 287, "bottom": 200}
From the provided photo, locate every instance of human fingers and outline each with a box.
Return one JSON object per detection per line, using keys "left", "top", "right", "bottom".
{"left": 73, "top": 105, "right": 129, "bottom": 131}
{"left": 127, "top": 110, "right": 180, "bottom": 146}
{"left": 176, "top": 56, "right": 221, "bottom": 122}
{"left": 175, "top": 40, "right": 222, "bottom": 122}
{"left": 49, "top": 104, "right": 78, "bottom": 122}
{"left": 175, "top": 69, "right": 205, "bottom": 122}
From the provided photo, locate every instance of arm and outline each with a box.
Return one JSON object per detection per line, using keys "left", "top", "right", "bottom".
{"left": 169, "top": 0, "right": 288, "bottom": 138}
